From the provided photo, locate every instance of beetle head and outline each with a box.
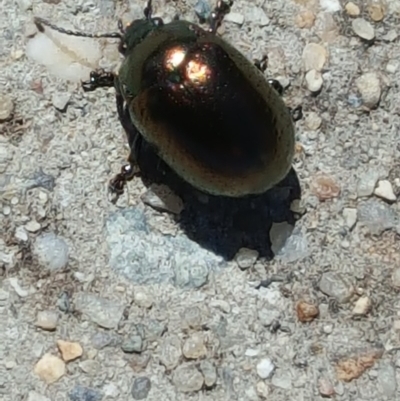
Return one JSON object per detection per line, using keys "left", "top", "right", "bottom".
{"left": 121, "top": 17, "right": 164, "bottom": 54}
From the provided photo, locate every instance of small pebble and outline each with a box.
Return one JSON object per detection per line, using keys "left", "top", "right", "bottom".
{"left": 296, "top": 300, "right": 319, "bottom": 322}
{"left": 141, "top": 184, "right": 183, "bottom": 215}
{"left": 377, "top": 363, "right": 397, "bottom": 397}
{"left": 319, "top": 0, "right": 341, "bottom": 12}
{"left": 15, "top": 226, "right": 29, "bottom": 242}
{"left": 0, "top": 94, "right": 14, "bottom": 121}
{"left": 295, "top": 10, "right": 316, "bottom": 28}
{"left": 391, "top": 268, "right": 400, "bottom": 289}
{"left": 343, "top": 208, "right": 358, "bottom": 230}
{"left": 319, "top": 272, "right": 354, "bottom": 303}
{"left": 271, "top": 370, "right": 292, "bottom": 389}
{"left": 182, "top": 332, "right": 207, "bottom": 360}
{"left": 305, "top": 112, "right": 322, "bottom": 131}
{"left": 352, "top": 296, "right": 371, "bottom": 316}
{"left": 224, "top": 12, "right": 245, "bottom": 25}
{"left": 318, "top": 377, "right": 335, "bottom": 397}
{"left": 200, "top": 360, "right": 217, "bottom": 388}
{"left": 270, "top": 222, "right": 294, "bottom": 255}
{"left": 133, "top": 289, "right": 154, "bottom": 309}
{"left": 79, "top": 359, "right": 100, "bottom": 375}
{"left": 305, "top": 69, "right": 323, "bottom": 92}
{"left": 68, "top": 385, "right": 103, "bottom": 401}
{"left": 386, "top": 60, "right": 399, "bottom": 74}
{"left": 302, "top": 43, "right": 328, "bottom": 72}
{"left": 159, "top": 335, "right": 182, "bottom": 370}
{"left": 352, "top": 18, "right": 375, "bottom": 41}
{"left": 131, "top": 377, "right": 151, "bottom": 400}
{"left": 234, "top": 247, "right": 259, "bottom": 270}
{"left": 256, "top": 358, "right": 275, "bottom": 379}
{"left": 36, "top": 310, "right": 59, "bottom": 331}
{"left": 19, "top": 0, "right": 33, "bottom": 12}
{"left": 57, "top": 340, "right": 83, "bottom": 362}
{"left": 172, "top": 363, "right": 204, "bottom": 393}
{"left": 33, "top": 232, "right": 69, "bottom": 271}
{"left": 374, "top": 180, "right": 396, "bottom": 202}
{"left": 345, "top": 2, "right": 360, "bottom": 17}
{"left": 310, "top": 174, "right": 341, "bottom": 201}
{"left": 121, "top": 335, "right": 143, "bottom": 354}
{"left": 25, "top": 220, "right": 41, "bottom": 233}
{"left": 52, "top": 93, "right": 71, "bottom": 112}
{"left": 356, "top": 72, "right": 381, "bottom": 109}
{"left": 34, "top": 353, "right": 66, "bottom": 384}
{"left": 368, "top": 2, "right": 385, "bottom": 22}
{"left": 27, "top": 391, "right": 50, "bottom": 401}
{"left": 357, "top": 169, "right": 381, "bottom": 197}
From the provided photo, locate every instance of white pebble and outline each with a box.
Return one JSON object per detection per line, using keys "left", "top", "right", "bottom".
{"left": 256, "top": 358, "right": 275, "bottom": 379}
{"left": 374, "top": 180, "right": 396, "bottom": 202}
{"left": 352, "top": 18, "right": 375, "bottom": 41}
{"left": 25, "top": 220, "right": 41, "bottom": 233}
{"left": 302, "top": 43, "right": 328, "bottom": 72}
{"left": 356, "top": 72, "right": 381, "bottom": 108}
{"left": 305, "top": 69, "right": 323, "bottom": 92}
{"left": 224, "top": 12, "right": 245, "bottom": 25}
{"left": 342, "top": 208, "right": 357, "bottom": 230}
{"left": 33, "top": 232, "right": 69, "bottom": 270}
{"left": 352, "top": 296, "right": 371, "bottom": 315}
{"left": 320, "top": 0, "right": 342, "bottom": 12}
{"left": 15, "top": 226, "right": 29, "bottom": 242}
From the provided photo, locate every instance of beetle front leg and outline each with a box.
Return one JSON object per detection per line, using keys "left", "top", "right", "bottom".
{"left": 82, "top": 69, "right": 116, "bottom": 92}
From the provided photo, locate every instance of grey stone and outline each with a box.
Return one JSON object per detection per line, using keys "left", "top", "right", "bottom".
{"left": 358, "top": 199, "right": 398, "bottom": 235}
{"left": 159, "top": 335, "right": 182, "bottom": 370}
{"left": 90, "top": 331, "right": 121, "bottom": 349}
{"left": 172, "top": 363, "right": 204, "bottom": 393}
{"left": 0, "top": 94, "right": 13, "bottom": 120}
{"left": 74, "top": 292, "right": 125, "bottom": 329}
{"left": 275, "top": 228, "right": 309, "bottom": 263}
{"left": 106, "top": 209, "right": 223, "bottom": 288}
{"left": 52, "top": 92, "right": 71, "bottom": 112}
{"left": 271, "top": 370, "right": 292, "bottom": 389}
{"left": 352, "top": 18, "right": 375, "bottom": 41}
{"left": 68, "top": 385, "right": 102, "bottom": 401}
{"left": 35, "top": 310, "right": 59, "bottom": 331}
{"left": 200, "top": 360, "right": 217, "bottom": 388}
{"left": 319, "top": 272, "right": 354, "bottom": 303}
{"left": 27, "top": 391, "right": 50, "bottom": 401}
{"left": 256, "top": 358, "right": 275, "bottom": 379}
{"left": 235, "top": 247, "right": 259, "bottom": 270}
{"left": 122, "top": 335, "right": 143, "bottom": 354}
{"left": 357, "top": 170, "right": 381, "bottom": 197}
{"left": 377, "top": 363, "right": 397, "bottom": 397}
{"left": 356, "top": 72, "right": 381, "bottom": 108}
{"left": 131, "top": 377, "right": 151, "bottom": 400}
{"left": 33, "top": 232, "right": 69, "bottom": 271}
{"left": 141, "top": 184, "right": 183, "bottom": 215}
{"left": 194, "top": 0, "right": 211, "bottom": 21}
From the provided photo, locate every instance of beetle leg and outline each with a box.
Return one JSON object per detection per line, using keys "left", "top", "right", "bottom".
{"left": 108, "top": 93, "right": 142, "bottom": 202}
{"left": 82, "top": 69, "right": 115, "bottom": 92}
{"left": 288, "top": 105, "right": 303, "bottom": 122}
{"left": 208, "top": 0, "right": 234, "bottom": 34}
{"left": 254, "top": 55, "right": 268, "bottom": 73}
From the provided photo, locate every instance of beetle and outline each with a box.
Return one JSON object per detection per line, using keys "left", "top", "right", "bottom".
{"left": 35, "top": 0, "right": 301, "bottom": 202}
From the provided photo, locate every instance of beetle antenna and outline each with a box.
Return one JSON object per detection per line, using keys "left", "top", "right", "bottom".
{"left": 144, "top": 0, "right": 153, "bottom": 20}
{"left": 34, "top": 17, "right": 122, "bottom": 40}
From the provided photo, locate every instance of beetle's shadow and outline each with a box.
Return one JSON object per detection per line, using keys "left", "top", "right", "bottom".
{"left": 134, "top": 140, "right": 302, "bottom": 261}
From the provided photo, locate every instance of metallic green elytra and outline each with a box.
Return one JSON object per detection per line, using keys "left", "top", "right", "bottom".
{"left": 35, "top": 0, "right": 300, "bottom": 201}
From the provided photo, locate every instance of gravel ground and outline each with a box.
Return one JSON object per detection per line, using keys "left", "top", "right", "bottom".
{"left": 1, "top": 0, "right": 400, "bottom": 400}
